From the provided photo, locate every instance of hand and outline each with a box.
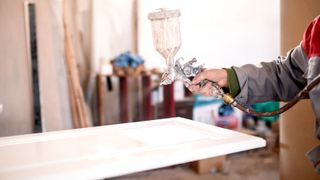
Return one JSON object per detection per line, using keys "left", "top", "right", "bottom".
{"left": 187, "top": 69, "right": 228, "bottom": 96}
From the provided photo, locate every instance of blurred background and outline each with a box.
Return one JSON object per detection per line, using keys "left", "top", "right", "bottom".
{"left": 0, "top": 0, "right": 319, "bottom": 179}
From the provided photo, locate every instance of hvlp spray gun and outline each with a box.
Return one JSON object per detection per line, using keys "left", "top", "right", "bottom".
{"left": 148, "top": 9, "right": 320, "bottom": 117}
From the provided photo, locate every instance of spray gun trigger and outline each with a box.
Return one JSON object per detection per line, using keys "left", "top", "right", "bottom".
{"left": 199, "top": 79, "right": 208, "bottom": 87}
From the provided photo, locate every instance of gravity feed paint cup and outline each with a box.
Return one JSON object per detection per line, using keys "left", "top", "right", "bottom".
{"left": 148, "top": 9, "right": 181, "bottom": 84}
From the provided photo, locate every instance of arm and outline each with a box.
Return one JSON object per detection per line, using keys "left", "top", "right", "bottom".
{"left": 233, "top": 45, "right": 308, "bottom": 105}
{"left": 189, "top": 45, "right": 309, "bottom": 105}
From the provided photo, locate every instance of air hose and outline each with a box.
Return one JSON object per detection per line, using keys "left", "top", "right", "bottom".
{"left": 223, "top": 74, "right": 320, "bottom": 117}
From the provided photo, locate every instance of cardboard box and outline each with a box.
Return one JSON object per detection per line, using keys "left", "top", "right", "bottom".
{"left": 190, "top": 156, "right": 226, "bottom": 174}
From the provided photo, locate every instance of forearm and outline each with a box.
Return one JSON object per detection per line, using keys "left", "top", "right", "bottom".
{"left": 229, "top": 45, "right": 308, "bottom": 105}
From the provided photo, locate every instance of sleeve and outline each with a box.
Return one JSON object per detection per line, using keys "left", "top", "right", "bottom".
{"left": 225, "top": 68, "right": 240, "bottom": 97}
{"left": 232, "top": 45, "right": 309, "bottom": 105}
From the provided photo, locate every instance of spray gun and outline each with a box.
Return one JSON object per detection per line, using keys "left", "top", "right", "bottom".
{"left": 148, "top": 9, "right": 320, "bottom": 117}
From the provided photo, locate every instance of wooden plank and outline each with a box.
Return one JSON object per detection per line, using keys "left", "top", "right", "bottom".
{"left": 63, "top": 0, "right": 91, "bottom": 128}
{"left": 0, "top": 117, "right": 265, "bottom": 179}
{"left": 36, "top": 0, "right": 73, "bottom": 131}
{"left": 68, "top": 82, "right": 80, "bottom": 128}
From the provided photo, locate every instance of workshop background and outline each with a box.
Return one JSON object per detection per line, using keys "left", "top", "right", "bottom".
{"left": 0, "top": 0, "right": 319, "bottom": 179}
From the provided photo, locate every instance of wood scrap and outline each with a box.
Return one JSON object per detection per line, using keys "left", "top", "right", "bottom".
{"left": 63, "top": 0, "right": 91, "bottom": 128}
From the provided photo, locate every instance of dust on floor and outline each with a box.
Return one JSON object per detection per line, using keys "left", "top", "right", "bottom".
{"left": 110, "top": 149, "right": 279, "bottom": 180}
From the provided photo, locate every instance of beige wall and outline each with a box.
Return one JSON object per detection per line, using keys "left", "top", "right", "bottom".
{"left": 280, "top": 0, "right": 320, "bottom": 179}
{"left": 0, "top": 0, "right": 73, "bottom": 136}
{"left": 0, "top": 0, "right": 34, "bottom": 136}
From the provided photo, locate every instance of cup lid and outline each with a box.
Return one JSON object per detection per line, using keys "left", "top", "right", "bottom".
{"left": 148, "top": 8, "right": 180, "bottom": 21}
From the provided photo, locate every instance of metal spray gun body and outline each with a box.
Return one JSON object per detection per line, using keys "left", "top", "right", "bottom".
{"left": 160, "top": 57, "right": 225, "bottom": 100}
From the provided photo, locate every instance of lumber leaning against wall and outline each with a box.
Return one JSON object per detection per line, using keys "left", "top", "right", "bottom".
{"left": 36, "top": 0, "right": 73, "bottom": 131}
{"left": 63, "top": 0, "right": 91, "bottom": 128}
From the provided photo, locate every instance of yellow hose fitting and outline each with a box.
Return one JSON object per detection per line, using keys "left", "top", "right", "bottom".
{"left": 223, "top": 93, "right": 235, "bottom": 105}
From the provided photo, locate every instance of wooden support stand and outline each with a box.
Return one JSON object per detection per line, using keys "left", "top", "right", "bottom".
{"left": 142, "top": 76, "right": 153, "bottom": 120}
{"left": 163, "top": 84, "right": 176, "bottom": 118}
{"left": 97, "top": 74, "right": 175, "bottom": 124}
{"left": 119, "top": 77, "right": 129, "bottom": 123}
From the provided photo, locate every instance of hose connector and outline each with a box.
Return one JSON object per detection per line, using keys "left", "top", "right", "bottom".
{"left": 223, "top": 93, "right": 235, "bottom": 105}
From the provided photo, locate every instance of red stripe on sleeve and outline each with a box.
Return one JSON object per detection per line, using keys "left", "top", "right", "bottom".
{"left": 302, "top": 15, "right": 320, "bottom": 58}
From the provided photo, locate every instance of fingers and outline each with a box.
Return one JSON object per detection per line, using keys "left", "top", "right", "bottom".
{"left": 191, "top": 69, "right": 228, "bottom": 87}
{"left": 187, "top": 84, "right": 200, "bottom": 93}
{"left": 191, "top": 71, "right": 207, "bottom": 85}
{"left": 203, "top": 86, "right": 213, "bottom": 96}
{"left": 199, "top": 82, "right": 212, "bottom": 96}
{"left": 187, "top": 68, "right": 228, "bottom": 96}
{"left": 191, "top": 69, "right": 217, "bottom": 85}
{"left": 199, "top": 82, "right": 212, "bottom": 95}
{"left": 187, "top": 82, "right": 213, "bottom": 97}
{"left": 183, "top": 79, "right": 192, "bottom": 88}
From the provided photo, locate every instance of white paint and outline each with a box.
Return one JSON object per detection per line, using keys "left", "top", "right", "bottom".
{"left": 0, "top": 117, "right": 265, "bottom": 179}
{"left": 138, "top": 0, "right": 280, "bottom": 69}
{"left": 124, "top": 124, "right": 209, "bottom": 146}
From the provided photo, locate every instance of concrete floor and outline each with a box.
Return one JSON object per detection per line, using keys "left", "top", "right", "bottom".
{"left": 111, "top": 148, "right": 279, "bottom": 180}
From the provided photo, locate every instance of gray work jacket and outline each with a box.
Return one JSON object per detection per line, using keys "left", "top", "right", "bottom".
{"left": 232, "top": 16, "right": 320, "bottom": 173}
